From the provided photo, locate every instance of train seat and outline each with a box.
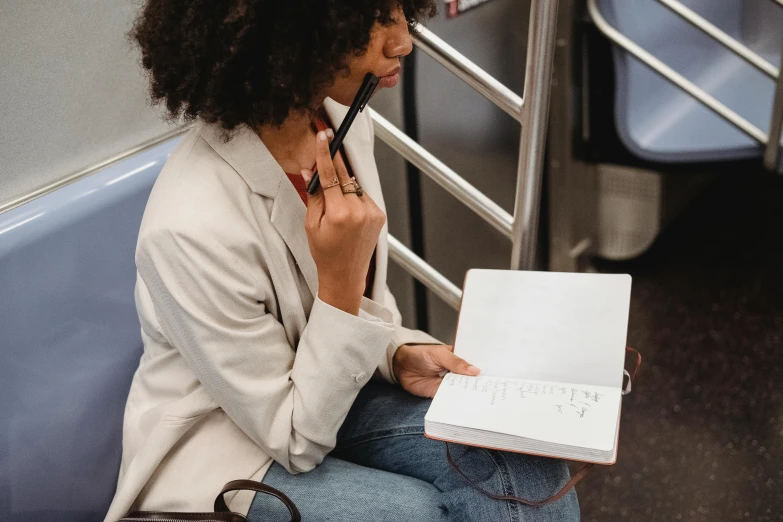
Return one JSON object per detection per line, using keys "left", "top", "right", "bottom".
{"left": 0, "top": 137, "right": 180, "bottom": 522}
{"left": 594, "top": 0, "right": 783, "bottom": 171}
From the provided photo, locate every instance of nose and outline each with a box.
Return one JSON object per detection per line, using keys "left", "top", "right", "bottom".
{"left": 385, "top": 21, "right": 414, "bottom": 59}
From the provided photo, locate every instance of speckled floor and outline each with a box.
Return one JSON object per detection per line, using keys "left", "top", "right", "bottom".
{"left": 577, "top": 170, "right": 783, "bottom": 521}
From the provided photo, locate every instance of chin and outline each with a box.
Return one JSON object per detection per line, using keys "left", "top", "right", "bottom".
{"left": 329, "top": 78, "right": 376, "bottom": 107}
{"left": 329, "top": 92, "right": 357, "bottom": 107}
{"left": 331, "top": 97, "right": 352, "bottom": 107}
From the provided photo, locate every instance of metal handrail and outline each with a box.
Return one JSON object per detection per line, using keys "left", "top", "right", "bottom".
{"left": 412, "top": 25, "right": 524, "bottom": 121}
{"left": 370, "top": 109, "right": 514, "bottom": 238}
{"left": 655, "top": 0, "right": 778, "bottom": 79}
{"left": 371, "top": 0, "right": 560, "bottom": 310}
{"left": 387, "top": 235, "right": 462, "bottom": 309}
{"left": 587, "top": 0, "right": 768, "bottom": 146}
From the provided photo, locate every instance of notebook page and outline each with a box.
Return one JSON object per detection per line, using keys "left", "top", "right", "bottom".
{"left": 454, "top": 270, "right": 631, "bottom": 388}
{"left": 425, "top": 373, "right": 621, "bottom": 451}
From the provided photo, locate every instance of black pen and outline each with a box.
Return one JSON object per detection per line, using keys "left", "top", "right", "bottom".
{"left": 306, "top": 73, "right": 380, "bottom": 195}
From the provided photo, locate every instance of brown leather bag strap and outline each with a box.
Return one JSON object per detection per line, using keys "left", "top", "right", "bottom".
{"left": 215, "top": 480, "right": 301, "bottom": 522}
{"left": 626, "top": 346, "right": 641, "bottom": 382}
{"left": 446, "top": 443, "right": 593, "bottom": 506}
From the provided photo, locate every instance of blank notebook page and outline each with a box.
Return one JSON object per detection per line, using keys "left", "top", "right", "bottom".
{"left": 453, "top": 270, "right": 632, "bottom": 389}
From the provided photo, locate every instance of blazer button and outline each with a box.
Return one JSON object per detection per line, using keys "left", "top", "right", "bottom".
{"left": 353, "top": 372, "right": 368, "bottom": 383}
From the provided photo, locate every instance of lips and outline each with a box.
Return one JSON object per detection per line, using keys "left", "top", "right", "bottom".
{"left": 378, "top": 72, "right": 400, "bottom": 88}
{"left": 377, "top": 65, "right": 402, "bottom": 89}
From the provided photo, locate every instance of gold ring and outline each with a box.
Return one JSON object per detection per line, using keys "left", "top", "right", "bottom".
{"left": 323, "top": 177, "right": 341, "bottom": 190}
{"left": 348, "top": 177, "right": 364, "bottom": 196}
{"left": 340, "top": 177, "right": 364, "bottom": 196}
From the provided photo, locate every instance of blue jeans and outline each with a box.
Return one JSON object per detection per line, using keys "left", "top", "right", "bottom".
{"left": 248, "top": 383, "right": 579, "bottom": 521}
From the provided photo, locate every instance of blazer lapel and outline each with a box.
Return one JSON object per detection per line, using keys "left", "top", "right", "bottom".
{"left": 200, "top": 122, "right": 319, "bottom": 299}
{"left": 270, "top": 185, "right": 320, "bottom": 298}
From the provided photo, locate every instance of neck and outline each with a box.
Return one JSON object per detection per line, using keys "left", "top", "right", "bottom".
{"left": 257, "top": 107, "right": 321, "bottom": 174}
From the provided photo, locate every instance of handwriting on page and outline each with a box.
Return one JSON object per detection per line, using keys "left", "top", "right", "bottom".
{"left": 443, "top": 373, "right": 604, "bottom": 419}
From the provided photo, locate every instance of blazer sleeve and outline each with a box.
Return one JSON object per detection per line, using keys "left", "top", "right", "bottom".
{"left": 136, "top": 226, "right": 395, "bottom": 474}
{"left": 373, "top": 285, "right": 446, "bottom": 383}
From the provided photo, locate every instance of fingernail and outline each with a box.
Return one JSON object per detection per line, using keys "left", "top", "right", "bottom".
{"left": 326, "top": 129, "right": 334, "bottom": 139}
{"left": 301, "top": 169, "right": 311, "bottom": 181}
{"left": 468, "top": 365, "right": 480, "bottom": 374}
{"left": 318, "top": 131, "right": 327, "bottom": 142}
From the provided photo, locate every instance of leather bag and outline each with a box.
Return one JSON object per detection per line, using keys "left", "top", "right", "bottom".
{"left": 119, "top": 480, "right": 300, "bottom": 522}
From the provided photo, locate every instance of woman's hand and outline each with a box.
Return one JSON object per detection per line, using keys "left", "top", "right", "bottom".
{"left": 392, "top": 344, "right": 480, "bottom": 398}
{"left": 301, "top": 130, "right": 386, "bottom": 316}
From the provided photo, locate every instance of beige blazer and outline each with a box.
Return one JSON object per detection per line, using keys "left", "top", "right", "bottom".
{"left": 104, "top": 99, "right": 443, "bottom": 521}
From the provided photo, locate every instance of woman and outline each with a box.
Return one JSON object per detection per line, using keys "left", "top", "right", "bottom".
{"left": 106, "top": 1, "right": 579, "bottom": 520}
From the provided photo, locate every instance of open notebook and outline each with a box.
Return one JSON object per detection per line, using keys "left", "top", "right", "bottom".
{"left": 424, "top": 269, "right": 632, "bottom": 464}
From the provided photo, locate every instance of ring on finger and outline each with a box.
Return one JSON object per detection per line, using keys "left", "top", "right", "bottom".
{"left": 341, "top": 177, "right": 364, "bottom": 197}
{"left": 323, "top": 177, "right": 341, "bottom": 190}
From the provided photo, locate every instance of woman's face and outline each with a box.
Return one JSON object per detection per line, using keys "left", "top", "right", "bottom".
{"left": 326, "top": 7, "right": 413, "bottom": 106}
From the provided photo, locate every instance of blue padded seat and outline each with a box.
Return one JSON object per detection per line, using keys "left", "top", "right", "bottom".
{"left": 0, "top": 137, "right": 180, "bottom": 522}
{"left": 595, "top": 0, "right": 783, "bottom": 172}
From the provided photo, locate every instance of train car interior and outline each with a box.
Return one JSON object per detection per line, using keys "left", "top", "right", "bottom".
{"left": 1, "top": 1, "right": 781, "bottom": 520}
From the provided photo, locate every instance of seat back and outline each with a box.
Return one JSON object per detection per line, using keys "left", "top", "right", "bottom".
{"left": 594, "top": 0, "right": 783, "bottom": 168}
{"left": 0, "top": 137, "right": 180, "bottom": 522}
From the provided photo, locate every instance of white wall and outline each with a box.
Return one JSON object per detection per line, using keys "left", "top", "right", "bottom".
{"left": 0, "top": 1, "right": 171, "bottom": 209}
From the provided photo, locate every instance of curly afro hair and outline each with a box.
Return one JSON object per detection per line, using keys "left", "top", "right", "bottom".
{"left": 131, "top": 0, "right": 437, "bottom": 131}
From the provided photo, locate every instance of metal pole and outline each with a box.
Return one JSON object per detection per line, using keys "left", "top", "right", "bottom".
{"left": 510, "top": 0, "right": 560, "bottom": 270}
{"left": 764, "top": 47, "right": 783, "bottom": 171}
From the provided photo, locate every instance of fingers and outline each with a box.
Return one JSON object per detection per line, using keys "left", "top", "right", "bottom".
{"left": 313, "top": 130, "right": 342, "bottom": 207}
{"left": 430, "top": 346, "right": 480, "bottom": 376}
{"left": 331, "top": 149, "right": 353, "bottom": 193}
{"left": 301, "top": 169, "right": 324, "bottom": 227}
